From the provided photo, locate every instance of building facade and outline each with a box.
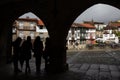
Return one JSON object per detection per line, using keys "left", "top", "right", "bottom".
{"left": 102, "top": 21, "right": 120, "bottom": 43}
{"left": 67, "top": 23, "right": 96, "bottom": 49}
{"left": 12, "top": 17, "right": 48, "bottom": 42}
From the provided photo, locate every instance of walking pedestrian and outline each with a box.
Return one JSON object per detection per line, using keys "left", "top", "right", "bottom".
{"left": 12, "top": 37, "right": 22, "bottom": 74}
{"left": 22, "top": 36, "right": 32, "bottom": 74}
{"left": 33, "top": 36, "right": 43, "bottom": 74}
{"left": 43, "top": 37, "right": 51, "bottom": 71}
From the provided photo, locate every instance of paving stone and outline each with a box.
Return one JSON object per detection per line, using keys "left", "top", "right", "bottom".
{"left": 85, "top": 70, "right": 99, "bottom": 80}
{"left": 83, "top": 75, "right": 98, "bottom": 80}
{"left": 86, "top": 70, "right": 99, "bottom": 77}
{"left": 72, "top": 64, "right": 81, "bottom": 68}
{"left": 79, "top": 64, "right": 90, "bottom": 71}
{"left": 89, "top": 64, "right": 99, "bottom": 70}
{"left": 111, "top": 71, "right": 120, "bottom": 78}
{"left": 100, "top": 64, "right": 109, "bottom": 72}
{"left": 70, "top": 68, "right": 79, "bottom": 71}
{"left": 99, "top": 72, "right": 112, "bottom": 80}
{"left": 109, "top": 65, "right": 119, "bottom": 71}
{"left": 112, "top": 77, "right": 120, "bottom": 80}
{"left": 69, "top": 64, "right": 74, "bottom": 68}
{"left": 78, "top": 70, "right": 87, "bottom": 74}
{"left": 118, "top": 66, "right": 120, "bottom": 71}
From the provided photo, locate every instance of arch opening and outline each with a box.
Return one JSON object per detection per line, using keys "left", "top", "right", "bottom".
{"left": 67, "top": 3, "right": 120, "bottom": 65}
{"left": 12, "top": 12, "right": 49, "bottom": 41}
{"left": 12, "top": 12, "right": 49, "bottom": 58}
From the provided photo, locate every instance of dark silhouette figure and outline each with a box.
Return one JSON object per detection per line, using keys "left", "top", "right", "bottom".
{"left": 43, "top": 37, "right": 51, "bottom": 71}
{"left": 22, "top": 36, "right": 32, "bottom": 74}
{"left": 12, "top": 37, "right": 22, "bottom": 74}
{"left": 19, "top": 39, "right": 26, "bottom": 71}
{"left": 33, "top": 36, "right": 43, "bottom": 74}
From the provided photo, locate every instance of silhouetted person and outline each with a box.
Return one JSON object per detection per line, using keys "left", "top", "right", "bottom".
{"left": 43, "top": 37, "right": 51, "bottom": 71}
{"left": 19, "top": 39, "right": 26, "bottom": 71}
{"left": 22, "top": 36, "right": 32, "bottom": 74}
{"left": 12, "top": 37, "right": 22, "bottom": 74}
{"left": 33, "top": 36, "right": 43, "bottom": 74}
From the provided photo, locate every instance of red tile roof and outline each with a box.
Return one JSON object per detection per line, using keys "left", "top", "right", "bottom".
{"left": 72, "top": 23, "right": 80, "bottom": 27}
{"left": 104, "top": 25, "right": 117, "bottom": 30}
{"left": 79, "top": 23, "right": 96, "bottom": 29}
{"left": 109, "top": 22, "right": 120, "bottom": 27}
{"left": 38, "top": 20, "right": 44, "bottom": 26}
{"left": 17, "top": 18, "right": 44, "bottom": 26}
{"left": 72, "top": 23, "right": 96, "bottom": 29}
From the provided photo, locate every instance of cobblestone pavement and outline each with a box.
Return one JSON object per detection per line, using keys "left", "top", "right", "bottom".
{"left": 67, "top": 49, "right": 120, "bottom": 80}
{"left": 1, "top": 49, "right": 120, "bottom": 80}
{"left": 67, "top": 50, "right": 120, "bottom": 65}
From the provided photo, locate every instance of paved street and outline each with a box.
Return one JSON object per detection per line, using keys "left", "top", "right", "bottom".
{"left": 1, "top": 49, "right": 120, "bottom": 80}
{"left": 67, "top": 49, "right": 120, "bottom": 80}
{"left": 67, "top": 50, "right": 120, "bottom": 65}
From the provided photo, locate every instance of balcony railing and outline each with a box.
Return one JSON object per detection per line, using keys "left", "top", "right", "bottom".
{"left": 18, "top": 26, "right": 36, "bottom": 31}
{"left": 80, "top": 30, "right": 86, "bottom": 33}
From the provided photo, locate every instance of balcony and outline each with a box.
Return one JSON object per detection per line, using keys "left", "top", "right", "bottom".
{"left": 18, "top": 26, "right": 36, "bottom": 31}
{"left": 80, "top": 30, "right": 86, "bottom": 33}
{"left": 86, "top": 30, "right": 96, "bottom": 33}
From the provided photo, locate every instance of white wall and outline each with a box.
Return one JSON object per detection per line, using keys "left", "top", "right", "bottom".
{"left": 36, "top": 26, "right": 48, "bottom": 32}
{"left": 103, "top": 34, "right": 116, "bottom": 42}
{"left": 94, "top": 24, "right": 106, "bottom": 30}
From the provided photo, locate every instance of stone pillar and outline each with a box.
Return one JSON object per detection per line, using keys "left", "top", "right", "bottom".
{"left": 0, "top": 26, "right": 6, "bottom": 65}
{"left": 46, "top": 25, "right": 69, "bottom": 73}
{"left": 6, "top": 24, "right": 12, "bottom": 63}
{"left": 0, "top": 21, "right": 12, "bottom": 65}
{"left": 46, "top": 40, "right": 68, "bottom": 73}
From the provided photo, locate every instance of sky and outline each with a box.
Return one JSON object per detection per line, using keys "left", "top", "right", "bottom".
{"left": 19, "top": 3, "right": 120, "bottom": 24}
{"left": 74, "top": 3, "right": 120, "bottom": 24}
{"left": 19, "top": 12, "right": 40, "bottom": 20}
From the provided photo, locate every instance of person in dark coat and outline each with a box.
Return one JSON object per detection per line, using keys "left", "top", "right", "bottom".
{"left": 43, "top": 37, "right": 51, "bottom": 71}
{"left": 19, "top": 39, "right": 26, "bottom": 71}
{"left": 22, "top": 36, "right": 32, "bottom": 74}
{"left": 12, "top": 37, "right": 22, "bottom": 73}
{"left": 33, "top": 36, "right": 43, "bottom": 74}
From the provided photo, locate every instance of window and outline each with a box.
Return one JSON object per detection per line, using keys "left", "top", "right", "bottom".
{"left": 40, "top": 26, "right": 43, "bottom": 29}
{"left": 105, "top": 34, "right": 108, "bottom": 37}
{"left": 30, "top": 23, "right": 34, "bottom": 27}
{"left": 78, "top": 32, "right": 80, "bottom": 36}
{"left": 12, "top": 28, "right": 16, "bottom": 33}
{"left": 110, "top": 34, "right": 113, "bottom": 37}
{"left": 30, "top": 23, "right": 35, "bottom": 29}
{"left": 68, "top": 33, "right": 72, "bottom": 38}
{"left": 19, "top": 23, "right": 24, "bottom": 29}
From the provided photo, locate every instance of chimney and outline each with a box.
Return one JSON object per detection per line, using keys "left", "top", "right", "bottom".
{"left": 26, "top": 16, "right": 29, "bottom": 19}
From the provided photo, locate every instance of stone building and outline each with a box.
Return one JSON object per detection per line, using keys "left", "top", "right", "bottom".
{"left": 12, "top": 17, "right": 48, "bottom": 42}
{"left": 67, "top": 23, "right": 96, "bottom": 49}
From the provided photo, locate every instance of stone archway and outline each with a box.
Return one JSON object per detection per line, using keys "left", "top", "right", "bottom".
{"left": 0, "top": 0, "right": 120, "bottom": 73}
